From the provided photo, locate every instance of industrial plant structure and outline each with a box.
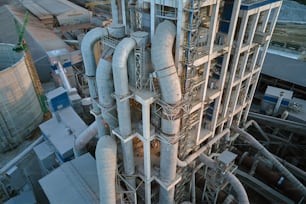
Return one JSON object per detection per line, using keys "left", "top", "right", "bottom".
{"left": 1, "top": 0, "right": 305, "bottom": 204}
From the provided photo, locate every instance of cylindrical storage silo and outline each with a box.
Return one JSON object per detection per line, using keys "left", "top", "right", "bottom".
{"left": 0, "top": 44, "right": 43, "bottom": 152}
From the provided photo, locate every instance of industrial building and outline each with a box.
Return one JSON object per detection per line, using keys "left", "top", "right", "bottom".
{"left": 0, "top": 0, "right": 305, "bottom": 204}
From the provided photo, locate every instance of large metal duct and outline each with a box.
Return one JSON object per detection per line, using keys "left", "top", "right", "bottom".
{"left": 74, "top": 121, "right": 98, "bottom": 156}
{"left": 81, "top": 28, "right": 118, "bottom": 203}
{"left": 76, "top": 26, "right": 124, "bottom": 157}
{"left": 0, "top": 43, "right": 43, "bottom": 152}
{"left": 224, "top": 172, "right": 249, "bottom": 204}
{"left": 112, "top": 37, "right": 136, "bottom": 187}
{"left": 95, "top": 135, "right": 117, "bottom": 204}
{"left": 235, "top": 150, "right": 305, "bottom": 203}
{"left": 81, "top": 28, "right": 111, "bottom": 129}
{"left": 96, "top": 59, "right": 115, "bottom": 109}
{"left": 81, "top": 27, "right": 108, "bottom": 113}
{"left": 151, "top": 20, "right": 182, "bottom": 203}
{"left": 199, "top": 154, "right": 250, "bottom": 204}
{"left": 96, "top": 57, "right": 118, "bottom": 128}
{"left": 233, "top": 127, "right": 306, "bottom": 196}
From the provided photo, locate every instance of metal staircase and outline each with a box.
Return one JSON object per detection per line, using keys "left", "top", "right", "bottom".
{"left": 175, "top": 0, "right": 205, "bottom": 202}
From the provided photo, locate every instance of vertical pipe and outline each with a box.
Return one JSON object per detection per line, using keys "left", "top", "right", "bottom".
{"left": 81, "top": 28, "right": 119, "bottom": 204}
{"left": 96, "top": 136, "right": 117, "bottom": 204}
{"left": 111, "top": 0, "right": 119, "bottom": 24}
{"left": 96, "top": 59, "right": 114, "bottom": 108}
{"left": 121, "top": 0, "right": 127, "bottom": 32}
{"left": 56, "top": 61, "right": 72, "bottom": 91}
{"left": 81, "top": 27, "right": 108, "bottom": 112}
{"left": 112, "top": 37, "right": 136, "bottom": 187}
{"left": 273, "top": 91, "right": 284, "bottom": 116}
{"left": 150, "top": 1, "right": 155, "bottom": 40}
{"left": 129, "top": 1, "right": 136, "bottom": 32}
{"left": 96, "top": 58, "right": 118, "bottom": 128}
{"left": 151, "top": 20, "right": 182, "bottom": 204}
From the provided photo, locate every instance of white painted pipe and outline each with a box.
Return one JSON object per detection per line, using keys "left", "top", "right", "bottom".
{"left": 151, "top": 20, "right": 182, "bottom": 204}
{"left": 96, "top": 58, "right": 118, "bottom": 128}
{"left": 56, "top": 61, "right": 72, "bottom": 91}
{"left": 0, "top": 136, "right": 43, "bottom": 174}
{"left": 96, "top": 59, "right": 114, "bottom": 108}
{"left": 81, "top": 27, "right": 118, "bottom": 204}
{"left": 81, "top": 27, "right": 108, "bottom": 112}
{"left": 96, "top": 136, "right": 117, "bottom": 204}
{"left": 245, "top": 120, "right": 270, "bottom": 142}
{"left": 177, "top": 129, "right": 230, "bottom": 167}
{"left": 74, "top": 121, "right": 98, "bottom": 156}
{"left": 112, "top": 37, "right": 136, "bottom": 187}
{"left": 225, "top": 172, "right": 250, "bottom": 204}
{"left": 80, "top": 28, "right": 109, "bottom": 157}
{"left": 57, "top": 62, "right": 70, "bottom": 89}
{"left": 199, "top": 154, "right": 250, "bottom": 204}
{"left": 233, "top": 127, "right": 306, "bottom": 195}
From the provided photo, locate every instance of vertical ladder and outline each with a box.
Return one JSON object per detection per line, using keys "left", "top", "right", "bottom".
{"left": 175, "top": 1, "right": 204, "bottom": 202}
{"left": 179, "top": 0, "right": 204, "bottom": 159}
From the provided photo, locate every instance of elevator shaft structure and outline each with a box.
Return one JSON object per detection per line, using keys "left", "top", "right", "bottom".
{"left": 79, "top": 0, "right": 295, "bottom": 203}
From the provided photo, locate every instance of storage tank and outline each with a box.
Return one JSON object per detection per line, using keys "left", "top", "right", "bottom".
{"left": 0, "top": 43, "right": 43, "bottom": 152}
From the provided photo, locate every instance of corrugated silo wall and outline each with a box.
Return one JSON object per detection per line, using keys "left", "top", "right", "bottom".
{"left": 0, "top": 44, "right": 43, "bottom": 152}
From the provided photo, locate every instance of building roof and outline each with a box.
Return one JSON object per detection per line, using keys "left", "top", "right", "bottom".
{"left": 0, "top": 5, "right": 71, "bottom": 82}
{"left": 262, "top": 53, "right": 306, "bottom": 88}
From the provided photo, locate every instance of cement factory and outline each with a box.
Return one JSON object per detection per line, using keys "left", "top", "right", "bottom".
{"left": 0, "top": 0, "right": 305, "bottom": 203}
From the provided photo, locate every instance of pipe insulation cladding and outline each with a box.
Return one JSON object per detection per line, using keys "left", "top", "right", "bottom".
{"left": 78, "top": 27, "right": 110, "bottom": 159}
{"left": 96, "top": 59, "right": 114, "bottom": 109}
{"left": 112, "top": 37, "right": 137, "bottom": 187}
{"left": 74, "top": 121, "right": 98, "bottom": 156}
{"left": 152, "top": 20, "right": 182, "bottom": 204}
{"left": 96, "top": 58, "right": 118, "bottom": 128}
{"left": 199, "top": 154, "right": 250, "bottom": 204}
{"left": 233, "top": 127, "right": 306, "bottom": 196}
{"left": 81, "top": 27, "right": 108, "bottom": 113}
{"left": 95, "top": 136, "right": 117, "bottom": 204}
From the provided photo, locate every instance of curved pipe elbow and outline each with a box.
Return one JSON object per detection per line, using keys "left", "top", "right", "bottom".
{"left": 177, "top": 129, "right": 230, "bottom": 167}
{"left": 199, "top": 153, "right": 249, "bottom": 204}
{"left": 111, "top": 37, "right": 136, "bottom": 179}
{"left": 151, "top": 20, "right": 182, "bottom": 105}
{"left": 225, "top": 172, "right": 250, "bottom": 204}
{"left": 112, "top": 37, "right": 136, "bottom": 96}
{"left": 96, "top": 59, "right": 114, "bottom": 107}
{"left": 74, "top": 121, "right": 98, "bottom": 152}
{"left": 233, "top": 127, "right": 306, "bottom": 195}
{"left": 81, "top": 27, "right": 108, "bottom": 77}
